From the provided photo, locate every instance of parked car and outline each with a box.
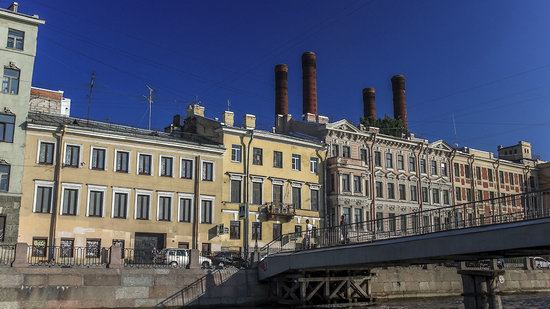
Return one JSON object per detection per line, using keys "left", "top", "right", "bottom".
{"left": 158, "top": 248, "right": 212, "bottom": 268}
{"left": 530, "top": 257, "right": 550, "bottom": 269}
{"left": 209, "top": 251, "right": 248, "bottom": 269}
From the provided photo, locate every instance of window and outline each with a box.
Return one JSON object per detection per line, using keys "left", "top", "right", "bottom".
{"left": 294, "top": 225, "right": 302, "bottom": 237}
{"left": 201, "top": 199, "right": 213, "bottom": 224}
{"left": 387, "top": 183, "right": 395, "bottom": 199}
{"left": 476, "top": 166, "right": 482, "bottom": 180}
{"left": 38, "top": 142, "right": 55, "bottom": 165}
{"left": 443, "top": 190, "right": 450, "bottom": 204}
{"left": 410, "top": 185, "right": 418, "bottom": 201}
{"left": 311, "top": 189, "right": 319, "bottom": 211}
{"left": 64, "top": 145, "right": 80, "bottom": 167}
{"left": 310, "top": 157, "right": 318, "bottom": 174}
{"left": 385, "top": 153, "right": 393, "bottom": 169}
{"left": 353, "top": 176, "right": 362, "bottom": 193}
{"left": 177, "top": 242, "right": 188, "bottom": 249}
{"left": 420, "top": 159, "right": 426, "bottom": 174}
{"left": 62, "top": 188, "right": 79, "bottom": 215}
{"left": 409, "top": 157, "right": 416, "bottom": 172}
{"left": 354, "top": 209, "right": 363, "bottom": 225}
{"left": 159, "top": 156, "right": 173, "bottom": 177}
{"left": 252, "top": 222, "right": 262, "bottom": 240}
{"left": 115, "top": 151, "right": 129, "bottom": 173}
{"left": 231, "top": 144, "right": 242, "bottom": 162}
{"left": 331, "top": 144, "right": 339, "bottom": 157}
{"left": 360, "top": 149, "right": 368, "bottom": 163}
{"left": 292, "top": 186, "right": 301, "bottom": 209}
{"left": 60, "top": 238, "right": 74, "bottom": 258}
{"left": 454, "top": 163, "right": 460, "bottom": 177}
{"left": 465, "top": 165, "right": 471, "bottom": 178}
{"left": 397, "top": 155, "right": 404, "bottom": 170}
{"left": 252, "top": 182, "right": 262, "bottom": 205}
{"left": 342, "top": 207, "right": 351, "bottom": 223}
{"left": 477, "top": 190, "right": 483, "bottom": 201}
{"left": 488, "top": 169, "right": 494, "bottom": 182}
{"left": 399, "top": 184, "right": 406, "bottom": 200}
{"left": 181, "top": 159, "right": 193, "bottom": 179}
{"left": 389, "top": 213, "right": 396, "bottom": 232}
{"left": 91, "top": 148, "right": 105, "bottom": 170}
{"left": 273, "top": 223, "right": 282, "bottom": 240}
{"left": 179, "top": 197, "right": 192, "bottom": 222}
{"left": 252, "top": 148, "right": 263, "bottom": 165}
{"left": 376, "top": 181, "right": 383, "bottom": 198}
{"left": 292, "top": 154, "right": 301, "bottom": 171}
{"left": 466, "top": 189, "right": 473, "bottom": 202}
{"left": 432, "top": 188, "right": 440, "bottom": 204}
{"left": 342, "top": 146, "right": 351, "bottom": 158}
{"left": 136, "top": 194, "right": 150, "bottom": 220}
{"left": 273, "top": 184, "right": 283, "bottom": 204}
{"left": 374, "top": 151, "right": 381, "bottom": 167}
{"left": 34, "top": 185, "right": 53, "bottom": 213}
{"left": 88, "top": 190, "right": 104, "bottom": 217}
{"left": 202, "top": 162, "right": 214, "bottom": 181}
{"left": 441, "top": 162, "right": 448, "bottom": 177}
{"left": 0, "top": 164, "right": 10, "bottom": 192}
{"left": 422, "top": 187, "right": 429, "bottom": 203}
{"left": 7, "top": 29, "right": 24, "bottom": 50}
{"left": 230, "top": 221, "right": 240, "bottom": 239}
{"left": 230, "top": 179, "right": 242, "bottom": 203}
{"left": 86, "top": 239, "right": 101, "bottom": 258}
{"left": 113, "top": 192, "right": 128, "bottom": 219}
{"left": 2, "top": 68, "right": 20, "bottom": 94}
{"left": 0, "top": 114, "right": 15, "bottom": 143}
{"left": 201, "top": 243, "right": 211, "bottom": 255}
{"left": 342, "top": 174, "right": 351, "bottom": 192}
{"left": 509, "top": 172, "right": 515, "bottom": 186}
{"left": 376, "top": 212, "right": 384, "bottom": 232}
{"left": 158, "top": 196, "right": 171, "bottom": 221}
{"left": 273, "top": 151, "right": 283, "bottom": 168}
{"left": 32, "top": 238, "right": 47, "bottom": 257}
{"left": 456, "top": 188, "right": 462, "bottom": 202}
{"left": 499, "top": 171, "right": 504, "bottom": 184}
{"left": 138, "top": 154, "right": 152, "bottom": 175}
{"left": 431, "top": 160, "right": 438, "bottom": 175}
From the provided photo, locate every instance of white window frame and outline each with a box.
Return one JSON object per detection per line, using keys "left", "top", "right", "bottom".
{"left": 134, "top": 189, "right": 152, "bottom": 220}
{"left": 199, "top": 195, "right": 216, "bottom": 224}
{"left": 310, "top": 157, "right": 318, "bottom": 174}
{"left": 201, "top": 160, "right": 215, "bottom": 181}
{"left": 111, "top": 187, "right": 131, "bottom": 219}
{"left": 159, "top": 155, "right": 175, "bottom": 177}
{"left": 63, "top": 142, "right": 83, "bottom": 168}
{"left": 36, "top": 140, "right": 57, "bottom": 165}
{"left": 231, "top": 144, "right": 242, "bottom": 163}
{"left": 89, "top": 146, "right": 107, "bottom": 170}
{"left": 33, "top": 180, "right": 54, "bottom": 213}
{"left": 291, "top": 154, "right": 301, "bottom": 171}
{"left": 157, "top": 191, "right": 174, "bottom": 221}
{"left": 136, "top": 152, "right": 153, "bottom": 176}
{"left": 113, "top": 149, "right": 131, "bottom": 173}
{"left": 180, "top": 157, "right": 194, "bottom": 179}
{"left": 178, "top": 192, "right": 194, "bottom": 223}
{"left": 86, "top": 185, "right": 107, "bottom": 217}
{"left": 59, "top": 183, "right": 82, "bottom": 215}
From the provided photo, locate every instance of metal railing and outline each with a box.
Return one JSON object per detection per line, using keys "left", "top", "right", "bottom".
{"left": 27, "top": 246, "right": 109, "bottom": 267}
{"left": 0, "top": 245, "right": 15, "bottom": 266}
{"left": 260, "top": 190, "right": 550, "bottom": 258}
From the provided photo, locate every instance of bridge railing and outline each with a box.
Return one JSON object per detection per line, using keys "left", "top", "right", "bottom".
{"left": 260, "top": 190, "right": 550, "bottom": 257}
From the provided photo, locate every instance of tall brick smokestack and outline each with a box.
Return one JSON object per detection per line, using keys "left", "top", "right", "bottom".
{"left": 301, "top": 51, "right": 318, "bottom": 116}
{"left": 275, "top": 64, "right": 289, "bottom": 117}
{"left": 391, "top": 74, "right": 408, "bottom": 129}
{"left": 362, "top": 87, "right": 376, "bottom": 121}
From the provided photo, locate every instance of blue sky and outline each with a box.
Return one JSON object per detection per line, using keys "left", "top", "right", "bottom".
{"left": 21, "top": 0, "right": 550, "bottom": 159}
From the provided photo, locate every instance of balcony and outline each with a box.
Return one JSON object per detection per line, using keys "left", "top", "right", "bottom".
{"left": 326, "top": 156, "right": 367, "bottom": 168}
{"left": 258, "top": 203, "right": 295, "bottom": 222}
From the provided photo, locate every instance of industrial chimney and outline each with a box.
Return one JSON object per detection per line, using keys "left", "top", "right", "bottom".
{"left": 362, "top": 87, "right": 376, "bottom": 121}
{"left": 301, "top": 51, "right": 318, "bottom": 118}
{"left": 275, "top": 64, "right": 289, "bottom": 117}
{"left": 391, "top": 74, "right": 408, "bottom": 129}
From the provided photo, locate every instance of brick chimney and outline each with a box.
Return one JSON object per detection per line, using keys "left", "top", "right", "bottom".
{"left": 275, "top": 64, "right": 289, "bottom": 119}
{"left": 362, "top": 87, "right": 376, "bottom": 121}
{"left": 302, "top": 51, "right": 318, "bottom": 119}
{"left": 222, "top": 110, "right": 234, "bottom": 127}
{"left": 187, "top": 104, "right": 205, "bottom": 117}
{"left": 243, "top": 114, "right": 256, "bottom": 130}
{"left": 391, "top": 74, "right": 408, "bottom": 129}
{"left": 8, "top": 2, "right": 19, "bottom": 12}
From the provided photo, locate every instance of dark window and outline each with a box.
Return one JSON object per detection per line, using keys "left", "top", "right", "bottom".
{"left": 158, "top": 196, "right": 171, "bottom": 221}
{"left": 202, "top": 162, "right": 213, "bottom": 181}
{"left": 410, "top": 185, "right": 418, "bottom": 201}
{"left": 136, "top": 194, "right": 150, "bottom": 220}
{"left": 0, "top": 114, "right": 15, "bottom": 143}
{"left": 179, "top": 198, "right": 192, "bottom": 222}
{"left": 342, "top": 174, "right": 350, "bottom": 192}
{"left": 60, "top": 238, "right": 74, "bottom": 258}
{"left": 113, "top": 192, "right": 128, "bottom": 218}
{"left": 499, "top": 171, "right": 504, "bottom": 184}
{"left": 91, "top": 148, "right": 105, "bottom": 170}
{"left": 374, "top": 151, "right": 381, "bottom": 167}
{"left": 342, "top": 146, "right": 351, "bottom": 158}
{"left": 64, "top": 145, "right": 80, "bottom": 167}
{"left": 35, "top": 186, "right": 52, "bottom": 213}
{"left": 7, "top": 29, "right": 24, "bottom": 50}
{"left": 465, "top": 165, "right": 471, "bottom": 178}
{"left": 181, "top": 159, "right": 193, "bottom": 179}
{"left": 88, "top": 191, "right": 103, "bottom": 217}
{"left": 422, "top": 187, "right": 429, "bottom": 203}
{"left": 397, "top": 155, "right": 404, "bottom": 170}
{"left": 353, "top": 176, "right": 362, "bottom": 193}
{"left": 385, "top": 153, "right": 393, "bottom": 169}
{"left": 62, "top": 188, "right": 78, "bottom": 215}
{"left": 420, "top": 159, "right": 426, "bottom": 174}
{"left": 252, "top": 182, "right": 262, "bottom": 205}
{"left": 311, "top": 189, "right": 319, "bottom": 211}
{"left": 409, "top": 157, "right": 416, "bottom": 172}
{"left": 476, "top": 166, "right": 482, "bottom": 180}
{"left": 273, "top": 184, "right": 283, "bottom": 204}
{"left": 456, "top": 188, "right": 462, "bottom": 202}
{"left": 431, "top": 160, "right": 438, "bottom": 175}
{"left": 360, "top": 149, "right": 368, "bottom": 163}
{"left": 0, "top": 164, "right": 9, "bottom": 192}
{"left": 399, "top": 184, "right": 406, "bottom": 200}
{"left": 38, "top": 142, "right": 55, "bottom": 165}
{"left": 116, "top": 151, "right": 129, "bottom": 172}
{"left": 273, "top": 151, "right": 283, "bottom": 168}
{"left": 294, "top": 225, "right": 302, "bottom": 236}
{"left": 230, "top": 221, "right": 240, "bottom": 239}
{"left": 273, "top": 223, "right": 282, "bottom": 240}
{"left": 86, "top": 239, "right": 101, "bottom": 258}
{"left": 253, "top": 148, "right": 263, "bottom": 165}
{"left": 488, "top": 169, "right": 494, "bottom": 182}
{"left": 201, "top": 200, "right": 213, "bottom": 224}
{"left": 201, "top": 243, "right": 211, "bottom": 255}
{"left": 31, "top": 237, "right": 47, "bottom": 257}
{"left": 509, "top": 172, "right": 515, "bottom": 186}
{"left": 376, "top": 212, "right": 384, "bottom": 232}
{"left": 387, "top": 183, "right": 395, "bottom": 199}
{"left": 441, "top": 162, "right": 448, "bottom": 177}
{"left": 375, "top": 181, "right": 383, "bottom": 198}
{"left": 432, "top": 189, "right": 440, "bottom": 204}
{"left": 2, "top": 68, "right": 20, "bottom": 94}
{"left": 160, "top": 156, "right": 173, "bottom": 177}
{"left": 331, "top": 144, "right": 339, "bottom": 157}
{"left": 138, "top": 154, "right": 152, "bottom": 175}
{"left": 443, "top": 190, "right": 450, "bottom": 204}
{"left": 177, "top": 242, "right": 189, "bottom": 249}
{"left": 252, "top": 222, "right": 262, "bottom": 240}
{"left": 454, "top": 163, "right": 460, "bottom": 177}
{"left": 292, "top": 187, "right": 301, "bottom": 209}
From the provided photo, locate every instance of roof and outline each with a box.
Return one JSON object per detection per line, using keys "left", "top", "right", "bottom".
{"left": 27, "top": 112, "right": 223, "bottom": 149}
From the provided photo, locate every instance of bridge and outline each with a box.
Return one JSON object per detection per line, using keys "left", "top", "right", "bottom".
{"left": 257, "top": 190, "right": 550, "bottom": 308}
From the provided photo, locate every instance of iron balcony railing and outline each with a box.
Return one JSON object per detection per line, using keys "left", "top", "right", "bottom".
{"left": 27, "top": 246, "right": 109, "bottom": 267}
{"left": 259, "top": 202, "right": 296, "bottom": 220}
{"left": 0, "top": 245, "right": 15, "bottom": 266}
{"left": 260, "top": 190, "right": 550, "bottom": 257}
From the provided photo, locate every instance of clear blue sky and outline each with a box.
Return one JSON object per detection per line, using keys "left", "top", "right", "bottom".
{"left": 20, "top": 0, "right": 550, "bottom": 159}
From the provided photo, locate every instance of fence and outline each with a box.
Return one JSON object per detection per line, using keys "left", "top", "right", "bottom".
{"left": 27, "top": 245, "right": 108, "bottom": 267}
{"left": 0, "top": 245, "right": 15, "bottom": 266}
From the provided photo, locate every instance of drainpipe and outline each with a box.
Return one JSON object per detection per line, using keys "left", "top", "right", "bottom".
{"left": 192, "top": 155, "right": 201, "bottom": 250}
{"left": 468, "top": 154, "right": 475, "bottom": 222}
{"left": 494, "top": 159, "right": 501, "bottom": 220}
{"left": 243, "top": 130, "right": 254, "bottom": 261}
{"left": 316, "top": 144, "right": 328, "bottom": 228}
{"left": 368, "top": 133, "right": 377, "bottom": 231}
{"left": 48, "top": 125, "right": 66, "bottom": 258}
{"left": 416, "top": 143, "right": 425, "bottom": 211}
{"left": 450, "top": 149, "right": 457, "bottom": 206}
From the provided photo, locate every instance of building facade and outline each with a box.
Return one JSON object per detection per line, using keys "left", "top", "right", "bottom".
{"left": 0, "top": 3, "right": 44, "bottom": 244}
{"left": 19, "top": 112, "right": 224, "bottom": 255}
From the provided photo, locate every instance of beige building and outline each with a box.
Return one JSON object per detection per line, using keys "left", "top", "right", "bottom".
{"left": 19, "top": 112, "right": 224, "bottom": 255}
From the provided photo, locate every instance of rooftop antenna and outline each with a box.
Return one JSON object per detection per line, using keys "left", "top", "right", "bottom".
{"left": 452, "top": 113, "right": 458, "bottom": 147}
{"left": 87, "top": 72, "right": 96, "bottom": 122}
{"left": 226, "top": 99, "right": 231, "bottom": 111}
{"left": 143, "top": 85, "right": 154, "bottom": 130}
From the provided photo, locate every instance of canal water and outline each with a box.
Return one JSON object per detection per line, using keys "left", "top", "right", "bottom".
{"left": 372, "top": 293, "right": 550, "bottom": 308}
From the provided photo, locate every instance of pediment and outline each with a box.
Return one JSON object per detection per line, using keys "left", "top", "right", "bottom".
{"left": 327, "top": 119, "right": 361, "bottom": 134}
{"left": 429, "top": 140, "right": 454, "bottom": 152}
{"left": 409, "top": 175, "right": 419, "bottom": 181}
{"left": 374, "top": 170, "right": 385, "bottom": 177}
{"left": 397, "top": 173, "right": 408, "bottom": 180}
{"left": 386, "top": 171, "right": 398, "bottom": 178}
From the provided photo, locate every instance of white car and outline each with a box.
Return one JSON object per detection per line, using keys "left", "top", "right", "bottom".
{"left": 160, "top": 248, "right": 212, "bottom": 268}
{"left": 531, "top": 257, "right": 550, "bottom": 269}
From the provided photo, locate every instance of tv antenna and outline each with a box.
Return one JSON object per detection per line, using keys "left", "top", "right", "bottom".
{"left": 87, "top": 72, "right": 96, "bottom": 122}
{"left": 143, "top": 85, "right": 154, "bottom": 130}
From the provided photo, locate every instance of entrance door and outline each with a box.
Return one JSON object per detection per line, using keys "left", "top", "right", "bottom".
{"left": 134, "top": 233, "right": 166, "bottom": 263}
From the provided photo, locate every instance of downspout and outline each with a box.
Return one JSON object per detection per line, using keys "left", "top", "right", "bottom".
{"left": 450, "top": 149, "right": 457, "bottom": 206}
{"left": 468, "top": 154, "right": 475, "bottom": 223}
{"left": 369, "top": 133, "right": 377, "bottom": 231}
{"left": 243, "top": 130, "right": 254, "bottom": 261}
{"left": 494, "top": 159, "right": 501, "bottom": 220}
{"left": 416, "top": 143, "right": 425, "bottom": 211}
{"left": 49, "top": 124, "right": 66, "bottom": 257}
{"left": 192, "top": 155, "right": 201, "bottom": 250}
{"left": 315, "top": 144, "right": 328, "bottom": 228}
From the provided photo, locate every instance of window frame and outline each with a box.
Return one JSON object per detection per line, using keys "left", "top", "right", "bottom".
{"left": 137, "top": 153, "right": 153, "bottom": 176}
{"left": 114, "top": 150, "right": 130, "bottom": 173}
{"left": 60, "top": 183, "right": 82, "bottom": 216}
{"left": 231, "top": 144, "right": 242, "bottom": 163}
{"left": 89, "top": 146, "right": 107, "bottom": 170}
{"left": 2, "top": 67, "right": 20, "bottom": 95}
{"left": 7, "top": 28, "right": 24, "bottom": 50}
{"left": 291, "top": 185, "right": 302, "bottom": 209}
{"left": 310, "top": 157, "right": 319, "bottom": 174}
{"left": 135, "top": 190, "right": 152, "bottom": 220}
{"left": 230, "top": 220, "right": 241, "bottom": 239}
{"left": 273, "top": 151, "right": 283, "bottom": 168}
{"left": 251, "top": 178, "right": 263, "bottom": 205}
{"left": 0, "top": 113, "right": 15, "bottom": 143}
{"left": 159, "top": 155, "right": 174, "bottom": 177}
{"left": 86, "top": 185, "right": 106, "bottom": 217}
{"left": 112, "top": 187, "right": 131, "bottom": 219}
{"left": 178, "top": 193, "right": 194, "bottom": 223}
{"left": 0, "top": 163, "right": 10, "bottom": 192}
{"left": 199, "top": 196, "right": 215, "bottom": 224}
{"left": 63, "top": 143, "right": 82, "bottom": 168}
{"left": 33, "top": 180, "right": 54, "bottom": 213}
{"left": 180, "top": 158, "right": 194, "bottom": 179}
{"left": 201, "top": 160, "right": 214, "bottom": 181}
{"left": 157, "top": 192, "right": 173, "bottom": 222}
{"left": 229, "top": 175, "right": 242, "bottom": 204}
{"left": 252, "top": 147, "right": 263, "bottom": 165}
{"left": 291, "top": 154, "right": 301, "bottom": 171}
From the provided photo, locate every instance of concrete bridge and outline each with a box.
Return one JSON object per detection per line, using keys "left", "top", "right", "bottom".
{"left": 258, "top": 190, "right": 550, "bottom": 308}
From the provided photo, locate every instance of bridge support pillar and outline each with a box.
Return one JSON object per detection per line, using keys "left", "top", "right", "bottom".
{"left": 458, "top": 261, "right": 503, "bottom": 309}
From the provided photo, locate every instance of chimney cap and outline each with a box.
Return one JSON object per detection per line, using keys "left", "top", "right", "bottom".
{"left": 302, "top": 51, "right": 316, "bottom": 56}
{"left": 362, "top": 87, "right": 375, "bottom": 94}
{"left": 391, "top": 74, "right": 406, "bottom": 80}
{"left": 275, "top": 64, "right": 288, "bottom": 72}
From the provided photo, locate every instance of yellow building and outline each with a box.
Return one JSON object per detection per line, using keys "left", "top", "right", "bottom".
{"left": 20, "top": 112, "right": 224, "bottom": 254}
{"left": 180, "top": 105, "right": 325, "bottom": 252}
